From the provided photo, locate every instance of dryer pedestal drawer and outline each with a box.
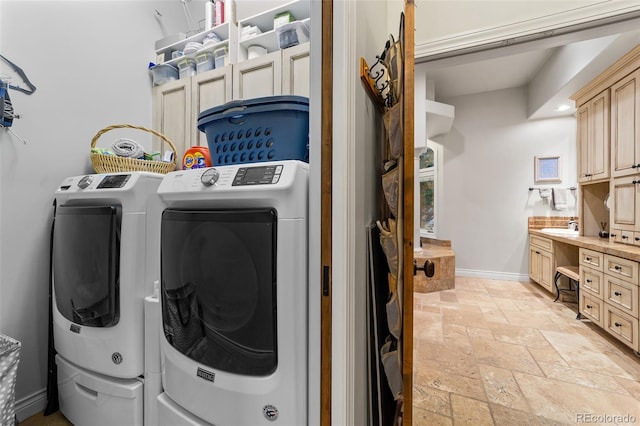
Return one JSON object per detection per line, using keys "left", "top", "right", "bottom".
{"left": 56, "top": 355, "right": 143, "bottom": 426}
{"left": 604, "top": 304, "right": 639, "bottom": 351}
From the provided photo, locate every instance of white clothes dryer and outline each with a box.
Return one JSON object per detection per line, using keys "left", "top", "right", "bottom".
{"left": 52, "top": 171, "right": 163, "bottom": 425}
{"left": 155, "top": 160, "right": 308, "bottom": 425}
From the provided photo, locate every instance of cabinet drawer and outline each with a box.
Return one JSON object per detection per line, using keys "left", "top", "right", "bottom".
{"left": 579, "top": 292, "right": 603, "bottom": 327}
{"left": 614, "top": 230, "right": 635, "bottom": 245}
{"left": 604, "top": 254, "right": 639, "bottom": 285}
{"left": 604, "top": 276, "right": 638, "bottom": 318}
{"left": 530, "top": 235, "right": 553, "bottom": 252}
{"left": 604, "top": 304, "right": 639, "bottom": 351}
{"left": 580, "top": 267, "right": 604, "bottom": 299}
{"left": 579, "top": 248, "right": 603, "bottom": 271}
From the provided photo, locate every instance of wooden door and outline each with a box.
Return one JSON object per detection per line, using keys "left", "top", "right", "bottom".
{"left": 611, "top": 70, "right": 640, "bottom": 178}
{"left": 576, "top": 103, "right": 590, "bottom": 182}
{"left": 589, "top": 90, "right": 609, "bottom": 181}
{"left": 610, "top": 176, "right": 639, "bottom": 234}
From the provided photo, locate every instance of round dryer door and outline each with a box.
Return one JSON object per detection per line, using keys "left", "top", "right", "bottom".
{"left": 161, "top": 208, "right": 278, "bottom": 376}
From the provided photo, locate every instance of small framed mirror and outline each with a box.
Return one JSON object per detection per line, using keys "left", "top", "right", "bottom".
{"left": 534, "top": 155, "right": 561, "bottom": 183}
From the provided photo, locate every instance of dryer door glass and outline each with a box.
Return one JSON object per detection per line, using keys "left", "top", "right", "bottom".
{"left": 161, "top": 208, "right": 277, "bottom": 376}
{"left": 53, "top": 205, "right": 120, "bottom": 327}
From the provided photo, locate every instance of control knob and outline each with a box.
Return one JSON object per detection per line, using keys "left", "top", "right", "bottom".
{"left": 201, "top": 168, "right": 220, "bottom": 186}
{"left": 77, "top": 175, "right": 93, "bottom": 189}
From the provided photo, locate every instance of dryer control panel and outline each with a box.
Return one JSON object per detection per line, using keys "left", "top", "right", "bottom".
{"left": 232, "top": 164, "right": 283, "bottom": 186}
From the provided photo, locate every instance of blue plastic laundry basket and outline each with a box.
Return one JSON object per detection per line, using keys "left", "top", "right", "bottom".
{"left": 197, "top": 96, "right": 309, "bottom": 166}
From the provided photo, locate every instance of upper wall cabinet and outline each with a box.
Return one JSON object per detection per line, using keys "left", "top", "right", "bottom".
{"left": 577, "top": 89, "right": 609, "bottom": 183}
{"left": 151, "top": 1, "right": 310, "bottom": 164}
{"left": 153, "top": 66, "right": 233, "bottom": 162}
{"left": 611, "top": 69, "right": 640, "bottom": 179}
{"left": 572, "top": 44, "right": 640, "bottom": 246}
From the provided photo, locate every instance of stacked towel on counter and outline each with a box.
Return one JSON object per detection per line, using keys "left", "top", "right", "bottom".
{"left": 552, "top": 188, "right": 568, "bottom": 210}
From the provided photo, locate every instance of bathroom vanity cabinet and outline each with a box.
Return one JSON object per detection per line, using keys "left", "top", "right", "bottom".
{"left": 529, "top": 235, "right": 554, "bottom": 293}
{"left": 529, "top": 229, "right": 640, "bottom": 353}
{"left": 579, "top": 246, "right": 639, "bottom": 351}
{"left": 528, "top": 234, "right": 578, "bottom": 294}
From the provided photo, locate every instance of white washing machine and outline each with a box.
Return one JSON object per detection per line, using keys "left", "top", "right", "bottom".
{"left": 155, "top": 160, "right": 308, "bottom": 425}
{"left": 52, "top": 171, "right": 163, "bottom": 426}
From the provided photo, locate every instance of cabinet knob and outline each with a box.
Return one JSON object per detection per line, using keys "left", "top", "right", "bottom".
{"left": 633, "top": 164, "right": 638, "bottom": 169}
{"left": 535, "top": 251, "right": 540, "bottom": 254}
{"left": 611, "top": 234, "right": 617, "bottom": 238}
{"left": 635, "top": 237, "right": 640, "bottom": 241}
{"left": 614, "top": 265, "right": 622, "bottom": 271}
{"left": 622, "top": 235, "right": 629, "bottom": 239}
{"left": 586, "top": 305, "right": 592, "bottom": 309}
{"left": 614, "top": 291, "right": 622, "bottom": 296}
{"left": 633, "top": 180, "right": 639, "bottom": 184}
{"left": 586, "top": 279, "right": 592, "bottom": 283}
{"left": 614, "top": 322, "right": 623, "bottom": 327}
{"left": 585, "top": 257, "right": 592, "bottom": 261}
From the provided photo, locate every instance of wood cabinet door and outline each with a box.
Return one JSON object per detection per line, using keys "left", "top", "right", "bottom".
{"left": 611, "top": 70, "right": 640, "bottom": 178}
{"left": 233, "top": 51, "right": 282, "bottom": 99}
{"left": 576, "top": 103, "right": 590, "bottom": 182}
{"left": 589, "top": 90, "right": 610, "bottom": 181}
{"left": 577, "top": 90, "right": 609, "bottom": 182}
{"left": 529, "top": 247, "right": 540, "bottom": 283}
{"left": 191, "top": 66, "right": 233, "bottom": 148}
{"left": 153, "top": 79, "right": 191, "bottom": 163}
{"left": 282, "top": 42, "right": 310, "bottom": 97}
{"left": 610, "top": 175, "right": 639, "bottom": 234}
{"left": 539, "top": 250, "right": 554, "bottom": 293}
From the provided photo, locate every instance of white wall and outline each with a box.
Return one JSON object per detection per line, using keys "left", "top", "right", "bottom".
{"left": 436, "top": 87, "right": 576, "bottom": 280}
{"left": 0, "top": 0, "right": 188, "bottom": 417}
{"left": 330, "top": 0, "right": 391, "bottom": 423}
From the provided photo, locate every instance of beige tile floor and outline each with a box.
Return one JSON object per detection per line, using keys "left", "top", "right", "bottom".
{"left": 413, "top": 277, "right": 640, "bottom": 425}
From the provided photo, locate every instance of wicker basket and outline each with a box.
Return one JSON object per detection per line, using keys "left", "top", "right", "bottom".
{"left": 90, "top": 124, "right": 177, "bottom": 174}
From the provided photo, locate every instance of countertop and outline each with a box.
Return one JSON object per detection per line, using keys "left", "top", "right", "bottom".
{"left": 529, "top": 229, "right": 640, "bottom": 263}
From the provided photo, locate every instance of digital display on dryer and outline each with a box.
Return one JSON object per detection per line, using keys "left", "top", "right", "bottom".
{"left": 233, "top": 165, "right": 282, "bottom": 186}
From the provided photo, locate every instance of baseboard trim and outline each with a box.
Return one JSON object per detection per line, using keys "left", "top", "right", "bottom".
{"left": 15, "top": 388, "right": 47, "bottom": 422}
{"left": 455, "top": 268, "right": 530, "bottom": 282}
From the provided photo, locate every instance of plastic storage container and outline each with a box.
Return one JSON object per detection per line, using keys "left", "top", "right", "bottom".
{"left": 197, "top": 96, "right": 309, "bottom": 165}
{"left": 276, "top": 20, "right": 309, "bottom": 49}
{"left": 177, "top": 58, "right": 196, "bottom": 79}
{"left": 195, "top": 52, "right": 215, "bottom": 73}
{"left": 0, "top": 335, "right": 20, "bottom": 426}
{"left": 213, "top": 47, "right": 228, "bottom": 68}
{"left": 150, "top": 64, "right": 179, "bottom": 85}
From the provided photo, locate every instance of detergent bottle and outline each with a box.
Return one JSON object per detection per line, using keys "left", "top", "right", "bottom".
{"left": 182, "top": 146, "right": 212, "bottom": 170}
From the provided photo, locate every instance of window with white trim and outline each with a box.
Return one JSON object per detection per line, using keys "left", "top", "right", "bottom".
{"left": 419, "top": 146, "right": 436, "bottom": 237}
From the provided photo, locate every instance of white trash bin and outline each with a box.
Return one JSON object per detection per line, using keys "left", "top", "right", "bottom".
{"left": 0, "top": 335, "right": 20, "bottom": 426}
